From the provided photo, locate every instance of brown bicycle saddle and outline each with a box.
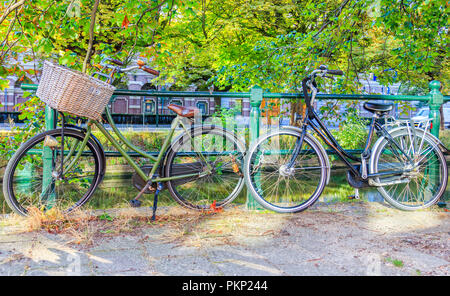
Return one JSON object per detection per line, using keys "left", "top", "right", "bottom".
{"left": 167, "top": 104, "right": 199, "bottom": 118}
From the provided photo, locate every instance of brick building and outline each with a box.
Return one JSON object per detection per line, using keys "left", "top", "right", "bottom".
{"left": 1, "top": 70, "right": 251, "bottom": 119}
{"left": 1, "top": 63, "right": 408, "bottom": 123}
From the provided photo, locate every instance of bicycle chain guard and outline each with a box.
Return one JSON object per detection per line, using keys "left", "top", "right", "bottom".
{"left": 346, "top": 165, "right": 370, "bottom": 189}
{"left": 132, "top": 165, "right": 159, "bottom": 194}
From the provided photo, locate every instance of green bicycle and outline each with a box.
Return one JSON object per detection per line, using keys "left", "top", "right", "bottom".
{"left": 3, "top": 59, "right": 246, "bottom": 218}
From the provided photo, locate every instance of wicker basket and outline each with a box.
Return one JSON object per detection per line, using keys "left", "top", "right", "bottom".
{"left": 36, "top": 61, "right": 116, "bottom": 120}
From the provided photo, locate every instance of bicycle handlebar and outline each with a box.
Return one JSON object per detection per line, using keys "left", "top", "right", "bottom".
{"left": 100, "top": 58, "right": 160, "bottom": 76}
{"left": 327, "top": 69, "right": 344, "bottom": 76}
{"left": 110, "top": 59, "right": 124, "bottom": 66}
{"left": 141, "top": 66, "right": 160, "bottom": 76}
{"left": 301, "top": 66, "right": 344, "bottom": 111}
{"left": 136, "top": 60, "right": 160, "bottom": 76}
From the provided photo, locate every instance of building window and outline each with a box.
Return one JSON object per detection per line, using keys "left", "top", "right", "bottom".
{"left": 144, "top": 99, "right": 156, "bottom": 114}
{"left": 142, "top": 83, "right": 156, "bottom": 91}
{"left": 142, "top": 83, "right": 157, "bottom": 114}
{"left": 230, "top": 99, "right": 242, "bottom": 115}
{"left": 196, "top": 101, "right": 208, "bottom": 115}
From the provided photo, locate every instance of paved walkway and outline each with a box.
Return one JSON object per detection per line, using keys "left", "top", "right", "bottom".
{"left": 0, "top": 202, "right": 448, "bottom": 276}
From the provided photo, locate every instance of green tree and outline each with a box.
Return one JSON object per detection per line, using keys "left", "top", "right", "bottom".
{"left": 0, "top": 0, "right": 177, "bottom": 86}
{"left": 1, "top": 0, "right": 448, "bottom": 113}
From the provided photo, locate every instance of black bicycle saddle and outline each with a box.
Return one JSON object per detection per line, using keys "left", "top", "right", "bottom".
{"left": 363, "top": 102, "right": 393, "bottom": 113}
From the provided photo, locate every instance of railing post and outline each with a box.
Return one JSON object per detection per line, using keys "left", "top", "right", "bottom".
{"left": 427, "top": 81, "right": 446, "bottom": 208}
{"left": 246, "top": 85, "right": 263, "bottom": 210}
{"left": 428, "top": 80, "right": 443, "bottom": 139}
{"left": 156, "top": 96, "right": 159, "bottom": 127}
{"left": 42, "top": 106, "right": 56, "bottom": 206}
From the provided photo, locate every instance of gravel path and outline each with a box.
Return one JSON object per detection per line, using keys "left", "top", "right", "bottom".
{"left": 0, "top": 202, "right": 448, "bottom": 276}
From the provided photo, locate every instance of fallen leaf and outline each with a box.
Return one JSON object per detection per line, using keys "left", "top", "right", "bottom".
{"left": 122, "top": 15, "right": 130, "bottom": 28}
{"left": 209, "top": 200, "right": 223, "bottom": 213}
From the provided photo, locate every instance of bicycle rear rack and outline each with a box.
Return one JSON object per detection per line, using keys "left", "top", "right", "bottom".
{"left": 383, "top": 116, "right": 432, "bottom": 131}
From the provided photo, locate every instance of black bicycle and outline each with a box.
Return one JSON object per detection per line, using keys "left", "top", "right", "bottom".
{"left": 244, "top": 65, "right": 448, "bottom": 212}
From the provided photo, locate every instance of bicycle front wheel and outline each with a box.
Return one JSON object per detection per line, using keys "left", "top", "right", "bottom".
{"left": 164, "top": 125, "right": 246, "bottom": 210}
{"left": 244, "top": 129, "right": 329, "bottom": 213}
{"left": 3, "top": 129, "right": 104, "bottom": 216}
{"left": 370, "top": 128, "right": 447, "bottom": 210}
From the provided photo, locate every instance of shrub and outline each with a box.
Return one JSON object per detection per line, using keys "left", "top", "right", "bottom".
{"left": 332, "top": 121, "right": 368, "bottom": 150}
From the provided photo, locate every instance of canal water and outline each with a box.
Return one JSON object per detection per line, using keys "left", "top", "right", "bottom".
{"left": 0, "top": 168, "right": 448, "bottom": 214}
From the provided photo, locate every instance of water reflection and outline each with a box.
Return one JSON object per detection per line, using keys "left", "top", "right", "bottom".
{"left": 0, "top": 168, "right": 447, "bottom": 214}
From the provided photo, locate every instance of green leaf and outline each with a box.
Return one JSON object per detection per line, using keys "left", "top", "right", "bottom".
{"left": 0, "top": 79, "right": 9, "bottom": 91}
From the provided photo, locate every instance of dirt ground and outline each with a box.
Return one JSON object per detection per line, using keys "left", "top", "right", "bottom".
{"left": 0, "top": 201, "right": 448, "bottom": 276}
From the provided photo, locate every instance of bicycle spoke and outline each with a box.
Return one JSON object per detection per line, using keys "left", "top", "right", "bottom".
{"left": 166, "top": 127, "right": 244, "bottom": 209}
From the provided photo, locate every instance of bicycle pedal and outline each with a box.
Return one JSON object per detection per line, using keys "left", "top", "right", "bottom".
{"left": 129, "top": 199, "right": 142, "bottom": 208}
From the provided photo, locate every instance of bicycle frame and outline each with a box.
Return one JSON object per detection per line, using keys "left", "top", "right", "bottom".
{"left": 55, "top": 59, "right": 218, "bottom": 186}
{"left": 61, "top": 106, "right": 210, "bottom": 186}
{"left": 43, "top": 61, "right": 218, "bottom": 194}
{"left": 289, "top": 106, "right": 413, "bottom": 181}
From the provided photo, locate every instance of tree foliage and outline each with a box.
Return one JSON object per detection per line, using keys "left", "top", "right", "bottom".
{"left": 0, "top": 0, "right": 448, "bottom": 94}
{"left": 0, "top": 0, "right": 175, "bottom": 82}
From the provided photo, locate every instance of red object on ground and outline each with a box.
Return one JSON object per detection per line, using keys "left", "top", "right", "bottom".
{"left": 210, "top": 200, "right": 223, "bottom": 213}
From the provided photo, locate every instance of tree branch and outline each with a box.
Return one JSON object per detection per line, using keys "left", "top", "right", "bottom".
{"left": 0, "top": 6, "right": 21, "bottom": 64}
{"left": 128, "top": 0, "right": 168, "bottom": 62}
{"left": 0, "top": 0, "right": 25, "bottom": 26}
{"left": 0, "top": 9, "right": 17, "bottom": 48}
{"left": 82, "top": 0, "right": 101, "bottom": 73}
{"left": 313, "top": 0, "right": 350, "bottom": 38}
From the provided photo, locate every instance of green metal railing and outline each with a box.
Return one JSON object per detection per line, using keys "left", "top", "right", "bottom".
{"left": 20, "top": 81, "right": 449, "bottom": 209}
{"left": 22, "top": 80, "right": 449, "bottom": 138}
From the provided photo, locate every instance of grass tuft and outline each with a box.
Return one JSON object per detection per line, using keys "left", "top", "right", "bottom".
{"left": 385, "top": 257, "right": 404, "bottom": 268}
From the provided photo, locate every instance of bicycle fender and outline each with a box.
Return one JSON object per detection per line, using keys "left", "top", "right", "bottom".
{"left": 416, "top": 129, "right": 449, "bottom": 155}
{"left": 281, "top": 126, "right": 331, "bottom": 185}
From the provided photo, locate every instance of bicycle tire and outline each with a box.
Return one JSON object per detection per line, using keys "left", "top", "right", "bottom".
{"left": 3, "top": 128, "right": 104, "bottom": 216}
{"left": 164, "top": 125, "right": 246, "bottom": 210}
{"left": 244, "top": 129, "right": 329, "bottom": 213}
{"left": 370, "top": 127, "right": 447, "bottom": 211}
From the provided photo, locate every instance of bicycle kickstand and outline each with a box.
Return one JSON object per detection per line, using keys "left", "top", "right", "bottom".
{"left": 151, "top": 182, "right": 163, "bottom": 221}
{"left": 348, "top": 188, "right": 360, "bottom": 200}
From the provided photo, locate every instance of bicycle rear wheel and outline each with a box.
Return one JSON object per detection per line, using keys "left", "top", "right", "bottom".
{"left": 164, "top": 125, "right": 245, "bottom": 210}
{"left": 370, "top": 128, "right": 447, "bottom": 210}
{"left": 2, "top": 129, "right": 104, "bottom": 216}
{"left": 244, "top": 129, "right": 329, "bottom": 213}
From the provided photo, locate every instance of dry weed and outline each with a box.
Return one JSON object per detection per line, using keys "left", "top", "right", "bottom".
{"left": 1, "top": 204, "right": 291, "bottom": 248}
{"left": 2, "top": 206, "right": 98, "bottom": 245}
{"left": 157, "top": 206, "right": 291, "bottom": 247}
